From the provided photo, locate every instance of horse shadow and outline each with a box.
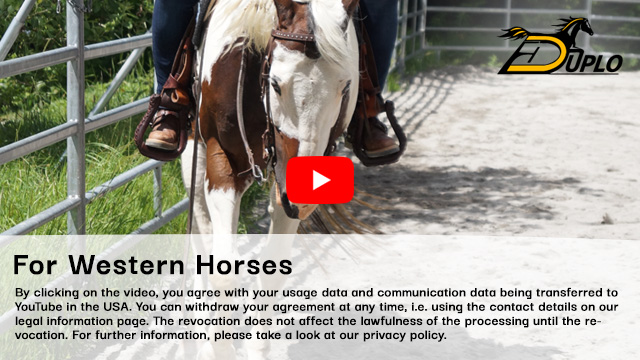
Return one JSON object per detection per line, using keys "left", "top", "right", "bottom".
{"left": 350, "top": 163, "right": 586, "bottom": 234}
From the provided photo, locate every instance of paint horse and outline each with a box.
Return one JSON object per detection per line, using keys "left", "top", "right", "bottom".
{"left": 179, "top": 0, "right": 360, "bottom": 358}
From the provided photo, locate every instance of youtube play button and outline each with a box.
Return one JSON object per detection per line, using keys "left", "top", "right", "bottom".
{"left": 286, "top": 157, "right": 354, "bottom": 204}
{"left": 313, "top": 170, "right": 331, "bottom": 190}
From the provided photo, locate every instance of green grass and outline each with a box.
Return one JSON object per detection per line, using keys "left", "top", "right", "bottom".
{"left": 0, "top": 66, "right": 268, "bottom": 235}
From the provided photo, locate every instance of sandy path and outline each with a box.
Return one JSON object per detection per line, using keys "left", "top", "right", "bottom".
{"left": 352, "top": 66, "right": 640, "bottom": 240}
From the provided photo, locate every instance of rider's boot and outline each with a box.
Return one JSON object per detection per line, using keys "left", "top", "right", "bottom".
{"left": 347, "top": 18, "right": 404, "bottom": 164}
{"left": 135, "top": 18, "right": 195, "bottom": 161}
{"left": 146, "top": 35, "right": 194, "bottom": 152}
{"left": 361, "top": 92, "right": 400, "bottom": 158}
{"left": 145, "top": 109, "right": 182, "bottom": 151}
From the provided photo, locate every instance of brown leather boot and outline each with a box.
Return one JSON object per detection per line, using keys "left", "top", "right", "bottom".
{"left": 145, "top": 109, "right": 181, "bottom": 151}
{"left": 344, "top": 10, "right": 406, "bottom": 166}
{"left": 363, "top": 117, "right": 400, "bottom": 158}
{"left": 135, "top": 18, "right": 195, "bottom": 160}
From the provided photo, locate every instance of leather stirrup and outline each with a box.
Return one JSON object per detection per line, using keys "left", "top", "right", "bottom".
{"left": 347, "top": 8, "right": 407, "bottom": 167}
{"left": 135, "top": 17, "right": 196, "bottom": 161}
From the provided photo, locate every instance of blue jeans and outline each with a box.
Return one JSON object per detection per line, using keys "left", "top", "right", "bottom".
{"left": 152, "top": 0, "right": 398, "bottom": 91}
{"left": 152, "top": 0, "right": 198, "bottom": 93}
{"left": 360, "top": 0, "right": 399, "bottom": 89}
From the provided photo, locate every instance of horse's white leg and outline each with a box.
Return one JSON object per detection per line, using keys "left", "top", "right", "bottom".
{"left": 245, "top": 184, "right": 299, "bottom": 360}
{"left": 181, "top": 139, "right": 213, "bottom": 235}
{"left": 205, "top": 186, "right": 245, "bottom": 236}
{"left": 200, "top": 186, "right": 243, "bottom": 360}
{"left": 246, "top": 235, "right": 295, "bottom": 360}
{"left": 204, "top": 188, "right": 243, "bottom": 360}
{"left": 202, "top": 167, "right": 251, "bottom": 360}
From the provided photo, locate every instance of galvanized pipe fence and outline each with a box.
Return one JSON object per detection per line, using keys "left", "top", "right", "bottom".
{"left": 0, "top": 1, "right": 186, "bottom": 240}
{"left": 0, "top": 1, "right": 187, "bottom": 332}
{"left": 393, "top": 0, "right": 640, "bottom": 72}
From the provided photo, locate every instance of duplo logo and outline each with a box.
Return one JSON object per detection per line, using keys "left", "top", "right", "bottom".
{"left": 498, "top": 17, "right": 623, "bottom": 74}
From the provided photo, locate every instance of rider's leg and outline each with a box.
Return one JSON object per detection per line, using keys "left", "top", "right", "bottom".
{"left": 146, "top": 0, "right": 198, "bottom": 151}
{"left": 152, "top": 0, "right": 198, "bottom": 91}
{"left": 357, "top": 0, "right": 400, "bottom": 158}
{"left": 360, "top": 0, "right": 398, "bottom": 90}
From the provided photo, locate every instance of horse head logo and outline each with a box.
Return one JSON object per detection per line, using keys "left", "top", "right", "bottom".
{"left": 267, "top": 0, "right": 359, "bottom": 220}
{"left": 498, "top": 17, "right": 595, "bottom": 74}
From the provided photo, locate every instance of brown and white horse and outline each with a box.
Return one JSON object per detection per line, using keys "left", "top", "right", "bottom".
{"left": 180, "top": 0, "right": 359, "bottom": 358}
{"left": 183, "top": 0, "right": 359, "bottom": 233}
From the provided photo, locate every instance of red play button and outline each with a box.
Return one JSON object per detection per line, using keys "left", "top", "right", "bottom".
{"left": 286, "top": 157, "right": 354, "bottom": 204}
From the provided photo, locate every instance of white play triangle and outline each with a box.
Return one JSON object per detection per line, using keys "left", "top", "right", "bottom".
{"left": 312, "top": 170, "right": 331, "bottom": 191}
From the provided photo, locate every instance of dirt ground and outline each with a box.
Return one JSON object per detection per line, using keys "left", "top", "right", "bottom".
{"left": 351, "top": 66, "right": 640, "bottom": 240}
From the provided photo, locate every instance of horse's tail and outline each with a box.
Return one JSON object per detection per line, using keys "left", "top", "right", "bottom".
{"left": 499, "top": 26, "right": 529, "bottom": 40}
